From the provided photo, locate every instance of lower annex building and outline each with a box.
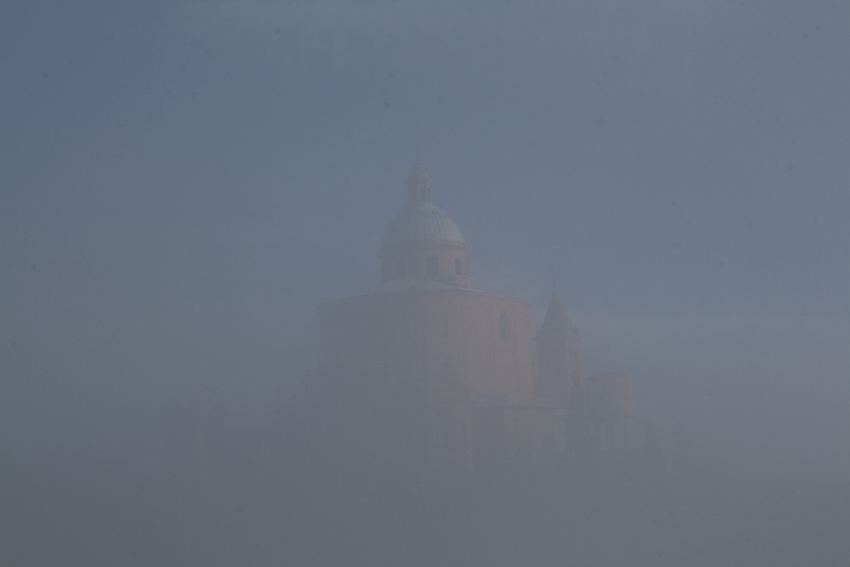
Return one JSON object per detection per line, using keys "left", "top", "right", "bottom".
{"left": 308, "top": 161, "right": 634, "bottom": 476}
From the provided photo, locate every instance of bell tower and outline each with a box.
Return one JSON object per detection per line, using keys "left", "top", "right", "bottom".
{"left": 535, "top": 287, "right": 583, "bottom": 412}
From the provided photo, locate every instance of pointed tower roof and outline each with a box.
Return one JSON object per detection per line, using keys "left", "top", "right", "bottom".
{"left": 541, "top": 287, "right": 578, "bottom": 336}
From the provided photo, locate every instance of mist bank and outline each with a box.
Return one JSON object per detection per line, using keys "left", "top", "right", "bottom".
{"left": 3, "top": 396, "right": 848, "bottom": 567}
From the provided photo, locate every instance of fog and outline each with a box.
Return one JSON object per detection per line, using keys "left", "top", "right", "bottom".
{"left": 2, "top": 2, "right": 848, "bottom": 565}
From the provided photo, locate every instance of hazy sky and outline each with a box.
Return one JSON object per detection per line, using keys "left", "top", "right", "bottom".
{"left": 2, "top": 2, "right": 848, "bottom": 483}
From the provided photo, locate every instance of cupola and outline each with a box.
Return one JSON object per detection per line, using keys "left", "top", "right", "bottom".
{"left": 379, "top": 161, "right": 474, "bottom": 287}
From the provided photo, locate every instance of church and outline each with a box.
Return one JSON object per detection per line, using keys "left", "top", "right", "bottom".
{"left": 308, "top": 161, "right": 633, "bottom": 476}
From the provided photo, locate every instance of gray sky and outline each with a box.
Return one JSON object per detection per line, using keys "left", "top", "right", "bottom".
{"left": 2, "top": 1, "right": 848, "bottom": 484}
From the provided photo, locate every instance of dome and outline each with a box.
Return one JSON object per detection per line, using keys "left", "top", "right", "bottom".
{"left": 381, "top": 202, "right": 464, "bottom": 253}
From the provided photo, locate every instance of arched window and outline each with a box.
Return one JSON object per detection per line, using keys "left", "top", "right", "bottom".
{"left": 499, "top": 311, "right": 510, "bottom": 341}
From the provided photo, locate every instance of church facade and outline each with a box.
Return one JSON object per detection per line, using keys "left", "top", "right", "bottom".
{"left": 309, "top": 162, "right": 631, "bottom": 476}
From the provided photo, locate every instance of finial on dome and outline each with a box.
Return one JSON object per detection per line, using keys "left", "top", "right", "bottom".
{"left": 407, "top": 158, "right": 433, "bottom": 203}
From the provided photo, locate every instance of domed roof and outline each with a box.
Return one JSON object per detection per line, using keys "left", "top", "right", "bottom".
{"left": 381, "top": 202, "right": 464, "bottom": 252}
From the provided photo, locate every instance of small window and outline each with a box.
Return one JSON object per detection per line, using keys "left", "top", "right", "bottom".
{"left": 427, "top": 257, "right": 439, "bottom": 275}
{"left": 455, "top": 258, "right": 463, "bottom": 275}
{"left": 499, "top": 311, "right": 510, "bottom": 340}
